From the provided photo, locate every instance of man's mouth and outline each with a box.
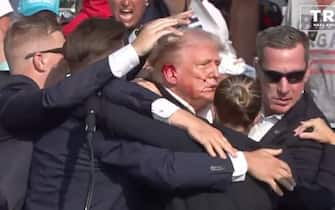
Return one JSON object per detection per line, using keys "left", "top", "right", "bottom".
{"left": 272, "top": 97, "right": 291, "bottom": 106}
{"left": 203, "top": 85, "right": 217, "bottom": 92}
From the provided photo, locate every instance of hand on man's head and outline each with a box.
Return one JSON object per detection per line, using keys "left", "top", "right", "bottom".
{"left": 132, "top": 11, "right": 192, "bottom": 56}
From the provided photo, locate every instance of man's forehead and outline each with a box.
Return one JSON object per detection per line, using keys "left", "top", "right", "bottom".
{"left": 263, "top": 45, "right": 305, "bottom": 63}
{"left": 263, "top": 44, "right": 305, "bottom": 56}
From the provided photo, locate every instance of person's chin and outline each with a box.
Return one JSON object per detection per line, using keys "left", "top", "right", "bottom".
{"left": 271, "top": 104, "right": 292, "bottom": 115}
{"left": 118, "top": 16, "right": 136, "bottom": 28}
{"left": 124, "top": 21, "right": 137, "bottom": 29}
{"left": 203, "top": 93, "right": 215, "bottom": 102}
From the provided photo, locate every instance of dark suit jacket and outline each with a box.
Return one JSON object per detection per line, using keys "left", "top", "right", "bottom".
{"left": 102, "top": 80, "right": 335, "bottom": 210}
{"left": 0, "top": 71, "right": 9, "bottom": 87}
{"left": 0, "top": 58, "right": 117, "bottom": 210}
{"left": 100, "top": 79, "right": 276, "bottom": 210}
{"left": 0, "top": 59, "right": 114, "bottom": 132}
{"left": 258, "top": 92, "right": 335, "bottom": 210}
{"left": 0, "top": 128, "right": 32, "bottom": 210}
{"left": 24, "top": 115, "right": 236, "bottom": 210}
{"left": 0, "top": 60, "right": 239, "bottom": 210}
{"left": 0, "top": 72, "right": 30, "bottom": 210}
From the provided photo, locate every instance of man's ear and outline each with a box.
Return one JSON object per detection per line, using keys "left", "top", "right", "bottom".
{"left": 162, "top": 64, "right": 177, "bottom": 84}
{"left": 32, "top": 53, "right": 47, "bottom": 73}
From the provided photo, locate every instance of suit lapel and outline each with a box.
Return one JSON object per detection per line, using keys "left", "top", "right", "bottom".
{"left": 261, "top": 93, "right": 309, "bottom": 145}
{"left": 261, "top": 116, "right": 290, "bottom": 145}
{"left": 154, "top": 83, "right": 194, "bottom": 113}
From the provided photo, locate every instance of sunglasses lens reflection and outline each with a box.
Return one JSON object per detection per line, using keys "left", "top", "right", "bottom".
{"left": 263, "top": 70, "right": 306, "bottom": 84}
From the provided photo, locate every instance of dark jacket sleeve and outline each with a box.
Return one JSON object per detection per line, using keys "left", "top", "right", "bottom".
{"left": 94, "top": 134, "right": 234, "bottom": 192}
{"left": 0, "top": 58, "right": 113, "bottom": 131}
{"left": 313, "top": 144, "right": 335, "bottom": 208}
{"left": 317, "top": 144, "right": 335, "bottom": 194}
{"left": 0, "top": 191, "right": 8, "bottom": 210}
{"left": 265, "top": 93, "right": 335, "bottom": 209}
{"left": 284, "top": 143, "right": 335, "bottom": 210}
{"left": 101, "top": 79, "right": 263, "bottom": 150}
{"left": 102, "top": 79, "right": 160, "bottom": 117}
{"left": 0, "top": 138, "right": 33, "bottom": 210}
{"left": 216, "top": 125, "right": 261, "bottom": 151}
{"left": 100, "top": 100, "right": 206, "bottom": 152}
{"left": 100, "top": 89, "right": 261, "bottom": 154}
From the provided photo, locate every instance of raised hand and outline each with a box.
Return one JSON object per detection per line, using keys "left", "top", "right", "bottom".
{"left": 132, "top": 11, "right": 192, "bottom": 56}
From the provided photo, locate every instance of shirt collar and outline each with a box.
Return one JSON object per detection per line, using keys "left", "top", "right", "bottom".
{"left": 259, "top": 112, "right": 283, "bottom": 124}
{"left": 165, "top": 87, "right": 214, "bottom": 123}
{"left": 0, "top": 61, "right": 9, "bottom": 71}
{"left": 165, "top": 88, "right": 196, "bottom": 114}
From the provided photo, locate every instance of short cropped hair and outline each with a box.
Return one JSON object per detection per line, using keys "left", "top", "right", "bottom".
{"left": 64, "top": 17, "right": 126, "bottom": 71}
{"left": 256, "top": 25, "right": 309, "bottom": 65}
{"left": 4, "top": 15, "right": 61, "bottom": 70}
{"left": 214, "top": 75, "right": 261, "bottom": 130}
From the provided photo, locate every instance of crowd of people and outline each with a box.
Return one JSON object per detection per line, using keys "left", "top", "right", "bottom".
{"left": 0, "top": 0, "right": 335, "bottom": 210}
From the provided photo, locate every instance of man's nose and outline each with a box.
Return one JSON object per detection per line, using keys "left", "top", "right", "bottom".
{"left": 277, "top": 77, "right": 289, "bottom": 95}
{"left": 208, "top": 62, "right": 219, "bottom": 78}
{"left": 121, "top": 0, "right": 130, "bottom": 6}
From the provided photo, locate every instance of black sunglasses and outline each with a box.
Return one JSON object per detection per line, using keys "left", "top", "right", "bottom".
{"left": 25, "top": 47, "right": 63, "bottom": 59}
{"left": 261, "top": 68, "right": 306, "bottom": 84}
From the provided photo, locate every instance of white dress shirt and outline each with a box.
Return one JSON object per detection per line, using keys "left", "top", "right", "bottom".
{"left": 65, "top": 44, "right": 139, "bottom": 78}
{"left": 248, "top": 113, "right": 283, "bottom": 142}
{"left": 0, "top": 0, "right": 13, "bottom": 17}
{"left": 108, "top": 44, "right": 140, "bottom": 78}
{"left": 151, "top": 87, "right": 247, "bottom": 182}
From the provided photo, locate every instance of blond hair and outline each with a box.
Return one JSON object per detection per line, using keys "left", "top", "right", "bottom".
{"left": 214, "top": 75, "right": 261, "bottom": 131}
{"left": 146, "top": 28, "right": 223, "bottom": 82}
